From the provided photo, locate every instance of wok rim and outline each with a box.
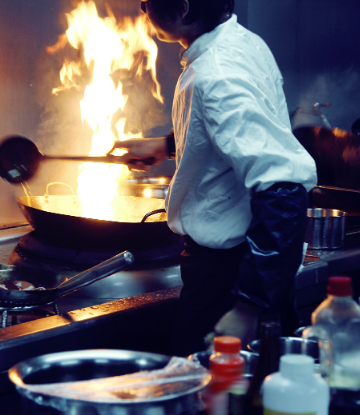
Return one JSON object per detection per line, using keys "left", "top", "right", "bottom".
{"left": 16, "top": 195, "right": 168, "bottom": 225}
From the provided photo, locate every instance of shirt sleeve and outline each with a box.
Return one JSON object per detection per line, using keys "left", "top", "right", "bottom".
{"left": 199, "top": 74, "right": 316, "bottom": 193}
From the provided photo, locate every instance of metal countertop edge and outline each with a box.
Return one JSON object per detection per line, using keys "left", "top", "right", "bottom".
{"left": 0, "top": 286, "right": 182, "bottom": 347}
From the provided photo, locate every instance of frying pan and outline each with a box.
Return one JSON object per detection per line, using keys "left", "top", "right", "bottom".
{"left": 0, "top": 251, "right": 134, "bottom": 307}
{"left": 16, "top": 195, "right": 171, "bottom": 249}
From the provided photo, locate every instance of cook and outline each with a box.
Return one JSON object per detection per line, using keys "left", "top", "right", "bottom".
{"left": 109, "top": 0, "right": 317, "bottom": 356}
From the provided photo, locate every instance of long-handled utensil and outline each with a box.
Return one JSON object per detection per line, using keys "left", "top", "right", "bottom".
{"left": 0, "top": 250, "right": 134, "bottom": 307}
{"left": 0, "top": 135, "right": 155, "bottom": 183}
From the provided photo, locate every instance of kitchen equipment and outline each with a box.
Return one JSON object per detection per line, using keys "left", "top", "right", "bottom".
{"left": 306, "top": 208, "right": 347, "bottom": 249}
{"left": 248, "top": 337, "right": 319, "bottom": 361}
{"left": 293, "top": 126, "right": 360, "bottom": 190}
{"left": 310, "top": 185, "right": 360, "bottom": 224}
{"left": 9, "top": 349, "right": 209, "bottom": 415}
{"left": 0, "top": 250, "right": 134, "bottom": 306}
{"left": 119, "top": 177, "right": 171, "bottom": 199}
{"left": 0, "top": 135, "right": 155, "bottom": 184}
{"left": 16, "top": 195, "right": 170, "bottom": 249}
{"left": 188, "top": 350, "right": 259, "bottom": 378}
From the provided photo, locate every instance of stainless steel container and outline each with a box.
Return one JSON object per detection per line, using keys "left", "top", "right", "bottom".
{"left": 119, "top": 177, "right": 171, "bottom": 199}
{"left": 9, "top": 349, "right": 210, "bottom": 415}
{"left": 188, "top": 350, "right": 259, "bottom": 379}
{"left": 248, "top": 337, "right": 319, "bottom": 362}
{"left": 305, "top": 208, "right": 348, "bottom": 249}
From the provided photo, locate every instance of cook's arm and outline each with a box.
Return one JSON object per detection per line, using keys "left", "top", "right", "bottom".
{"left": 107, "top": 130, "right": 175, "bottom": 169}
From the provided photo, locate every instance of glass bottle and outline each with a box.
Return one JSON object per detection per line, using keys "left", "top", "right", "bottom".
{"left": 244, "top": 321, "right": 281, "bottom": 415}
{"left": 303, "top": 276, "right": 360, "bottom": 414}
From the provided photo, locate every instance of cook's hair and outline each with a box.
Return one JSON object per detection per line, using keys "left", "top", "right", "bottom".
{"left": 148, "top": 0, "right": 235, "bottom": 33}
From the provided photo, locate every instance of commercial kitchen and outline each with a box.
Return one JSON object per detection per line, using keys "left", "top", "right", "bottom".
{"left": 0, "top": 1, "right": 359, "bottom": 413}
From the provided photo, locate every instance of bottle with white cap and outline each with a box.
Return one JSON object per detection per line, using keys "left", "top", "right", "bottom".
{"left": 262, "top": 354, "right": 330, "bottom": 415}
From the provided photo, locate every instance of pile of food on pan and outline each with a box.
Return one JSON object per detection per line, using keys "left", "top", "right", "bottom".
{"left": 0, "top": 280, "right": 45, "bottom": 291}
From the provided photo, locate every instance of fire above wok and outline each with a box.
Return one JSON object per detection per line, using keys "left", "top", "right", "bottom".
{"left": 16, "top": 195, "right": 172, "bottom": 249}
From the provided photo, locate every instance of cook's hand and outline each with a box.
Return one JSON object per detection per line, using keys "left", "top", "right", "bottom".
{"left": 107, "top": 137, "right": 168, "bottom": 171}
{"left": 212, "top": 300, "right": 261, "bottom": 350}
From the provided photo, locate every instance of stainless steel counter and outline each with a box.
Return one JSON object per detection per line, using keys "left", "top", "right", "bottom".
{"left": 0, "top": 225, "right": 182, "bottom": 313}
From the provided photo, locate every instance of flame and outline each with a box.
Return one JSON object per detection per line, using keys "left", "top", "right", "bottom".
{"left": 50, "top": 1, "right": 163, "bottom": 221}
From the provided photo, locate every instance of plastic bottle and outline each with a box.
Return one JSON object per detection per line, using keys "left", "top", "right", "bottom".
{"left": 262, "top": 354, "right": 330, "bottom": 415}
{"left": 303, "top": 276, "right": 360, "bottom": 414}
{"left": 228, "top": 374, "right": 250, "bottom": 415}
{"left": 204, "top": 336, "right": 245, "bottom": 415}
{"left": 244, "top": 321, "right": 281, "bottom": 415}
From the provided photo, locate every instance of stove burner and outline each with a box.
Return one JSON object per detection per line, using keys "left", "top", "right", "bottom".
{"left": 0, "top": 302, "right": 59, "bottom": 328}
{"left": 9, "top": 231, "right": 183, "bottom": 273}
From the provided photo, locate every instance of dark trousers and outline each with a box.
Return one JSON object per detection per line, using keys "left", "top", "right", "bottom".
{"left": 171, "top": 236, "right": 248, "bottom": 357}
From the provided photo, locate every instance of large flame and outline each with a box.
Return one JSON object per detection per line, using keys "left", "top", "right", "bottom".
{"left": 49, "top": 1, "right": 163, "bottom": 221}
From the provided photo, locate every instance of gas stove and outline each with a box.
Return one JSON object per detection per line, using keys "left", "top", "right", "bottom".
{"left": 0, "top": 225, "right": 183, "bottom": 321}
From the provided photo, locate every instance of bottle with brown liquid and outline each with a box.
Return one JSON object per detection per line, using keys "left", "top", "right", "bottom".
{"left": 244, "top": 321, "right": 281, "bottom": 415}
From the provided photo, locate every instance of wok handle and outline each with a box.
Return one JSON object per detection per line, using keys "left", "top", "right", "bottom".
{"left": 141, "top": 209, "right": 166, "bottom": 223}
{"left": 55, "top": 251, "right": 134, "bottom": 297}
{"left": 43, "top": 155, "right": 156, "bottom": 166}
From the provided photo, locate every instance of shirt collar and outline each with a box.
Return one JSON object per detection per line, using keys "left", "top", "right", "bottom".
{"left": 181, "top": 14, "right": 239, "bottom": 67}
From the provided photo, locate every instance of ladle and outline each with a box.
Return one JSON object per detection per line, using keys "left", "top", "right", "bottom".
{"left": 0, "top": 135, "right": 155, "bottom": 184}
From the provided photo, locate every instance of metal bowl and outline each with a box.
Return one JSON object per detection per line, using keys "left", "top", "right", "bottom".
{"left": 188, "top": 350, "right": 259, "bottom": 378}
{"left": 305, "top": 208, "right": 348, "bottom": 249}
{"left": 294, "top": 326, "right": 308, "bottom": 337}
{"left": 248, "top": 337, "right": 319, "bottom": 362}
{"left": 9, "top": 349, "right": 209, "bottom": 415}
{"left": 119, "top": 177, "right": 171, "bottom": 199}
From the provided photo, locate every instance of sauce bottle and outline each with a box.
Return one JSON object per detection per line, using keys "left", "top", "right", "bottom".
{"left": 204, "top": 336, "right": 245, "bottom": 415}
{"left": 244, "top": 321, "right": 281, "bottom": 415}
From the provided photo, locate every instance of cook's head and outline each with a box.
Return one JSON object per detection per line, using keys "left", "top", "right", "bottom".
{"left": 140, "top": 0, "right": 234, "bottom": 45}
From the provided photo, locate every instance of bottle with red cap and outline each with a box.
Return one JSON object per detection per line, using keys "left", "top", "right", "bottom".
{"left": 304, "top": 276, "right": 360, "bottom": 414}
{"left": 204, "top": 336, "right": 248, "bottom": 415}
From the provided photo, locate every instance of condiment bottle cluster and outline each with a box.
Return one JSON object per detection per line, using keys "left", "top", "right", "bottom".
{"left": 201, "top": 275, "right": 360, "bottom": 415}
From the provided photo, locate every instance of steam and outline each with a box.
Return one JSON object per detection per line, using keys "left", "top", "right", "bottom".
{"left": 292, "top": 67, "right": 360, "bottom": 132}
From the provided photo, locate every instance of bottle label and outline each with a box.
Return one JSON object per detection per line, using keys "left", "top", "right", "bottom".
{"left": 264, "top": 409, "right": 316, "bottom": 415}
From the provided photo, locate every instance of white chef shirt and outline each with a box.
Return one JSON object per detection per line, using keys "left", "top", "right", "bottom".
{"left": 165, "top": 15, "right": 317, "bottom": 249}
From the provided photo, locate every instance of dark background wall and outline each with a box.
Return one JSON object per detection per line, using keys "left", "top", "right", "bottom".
{"left": 0, "top": 0, "right": 359, "bottom": 227}
{"left": 244, "top": 0, "right": 360, "bottom": 131}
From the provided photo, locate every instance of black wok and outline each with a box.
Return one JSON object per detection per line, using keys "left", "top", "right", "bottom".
{"left": 293, "top": 125, "right": 360, "bottom": 190}
{"left": 16, "top": 195, "right": 171, "bottom": 249}
{"left": 0, "top": 251, "right": 134, "bottom": 307}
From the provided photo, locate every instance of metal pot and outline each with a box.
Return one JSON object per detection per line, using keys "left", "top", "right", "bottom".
{"left": 188, "top": 350, "right": 259, "bottom": 379}
{"left": 248, "top": 337, "right": 319, "bottom": 362}
{"left": 9, "top": 349, "right": 209, "bottom": 415}
{"left": 305, "top": 208, "right": 348, "bottom": 249}
{"left": 119, "top": 177, "right": 171, "bottom": 199}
